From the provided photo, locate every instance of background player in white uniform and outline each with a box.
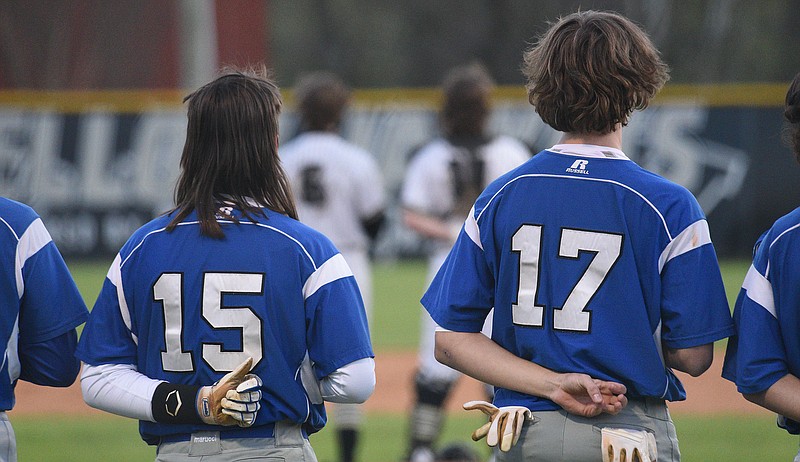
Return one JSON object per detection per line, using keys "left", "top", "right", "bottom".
{"left": 0, "top": 198, "right": 88, "bottom": 461}
{"left": 281, "top": 71, "right": 386, "bottom": 462}
{"left": 75, "top": 68, "right": 375, "bottom": 462}
{"left": 423, "top": 11, "right": 734, "bottom": 461}
{"left": 723, "top": 73, "right": 800, "bottom": 462}
{"left": 400, "top": 63, "right": 530, "bottom": 462}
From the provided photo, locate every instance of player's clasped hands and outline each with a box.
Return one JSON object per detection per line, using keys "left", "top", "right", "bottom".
{"left": 462, "top": 374, "right": 627, "bottom": 453}
{"left": 550, "top": 373, "right": 628, "bottom": 418}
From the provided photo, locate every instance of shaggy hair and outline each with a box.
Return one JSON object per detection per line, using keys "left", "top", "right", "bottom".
{"left": 295, "top": 71, "right": 351, "bottom": 132}
{"left": 168, "top": 66, "right": 297, "bottom": 238}
{"left": 522, "top": 10, "right": 669, "bottom": 135}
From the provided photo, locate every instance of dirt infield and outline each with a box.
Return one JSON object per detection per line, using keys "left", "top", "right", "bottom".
{"left": 10, "top": 350, "right": 768, "bottom": 418}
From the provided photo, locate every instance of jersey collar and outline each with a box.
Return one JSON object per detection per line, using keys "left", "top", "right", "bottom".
{"left": 218, "top": 195, "right": 265, "bottom": 208}
{"left": 548, "top": 144, "right": 629, "bottom": 160}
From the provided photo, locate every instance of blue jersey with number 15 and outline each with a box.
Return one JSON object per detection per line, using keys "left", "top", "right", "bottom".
{"left": 422, "top": 146, "right": 734, "bottom": 411}
{"left": 76, "top": 206, "right": 373, "bottom": 444}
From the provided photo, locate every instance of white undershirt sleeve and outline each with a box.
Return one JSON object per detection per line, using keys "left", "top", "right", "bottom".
{"left": 320, "top": 357, "right": 376, "bottom": 404}
{"left": 80, "top": 362, "right": 164, "bottom": 422}
{"left": 83, "top": 357, "right": 375, "bottom": 419}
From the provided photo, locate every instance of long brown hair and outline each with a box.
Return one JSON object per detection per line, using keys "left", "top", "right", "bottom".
{"left": 440, "top": 63, "right": 494, "bottom": 138}
{"left": 522, "top": 10, "right": 669, "bottom": 135}
{"left": 167, "top": 67, "right": 298, "bottom": 238}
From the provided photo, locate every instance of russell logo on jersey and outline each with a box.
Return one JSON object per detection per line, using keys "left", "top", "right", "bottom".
{"left": 566, "top": 159, "right": 590, "bottom": 175}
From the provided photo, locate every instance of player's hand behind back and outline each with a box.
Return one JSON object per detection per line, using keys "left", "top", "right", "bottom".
{"left": 550, "top": 373, "right": 627, "bottom": 418}
{"left": 196, "top": 357, "right": 263, "bottom": 427}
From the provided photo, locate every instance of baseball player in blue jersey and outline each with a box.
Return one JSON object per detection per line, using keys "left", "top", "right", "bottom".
{"left": 75, "top": 68, "right": 375, "bottom": 462}
{"left": 423, "top": 11, "right": 734, "bottom": 461}
{"left": 281, "top": 71, "right": 386, "bottom": 462}
{"left": 0, "top": 197, "right": 89, "bottom": 461}
{"left": 723, "top": 73, "right": 800, "bottom": 461}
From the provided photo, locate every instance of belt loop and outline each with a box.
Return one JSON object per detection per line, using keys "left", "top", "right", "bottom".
{"left": 274, "top": 421, "right": 304, "bottom": 447}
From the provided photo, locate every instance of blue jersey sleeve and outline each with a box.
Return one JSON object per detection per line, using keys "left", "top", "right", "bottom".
{"left": 18, "top": 241, "right": 88, "bottom": 344}
{"left": 18, "top": 329, "right": 80, "bottom": 386}
{"left": 422, "top": 230, "right": 494, "bottom": 333}
{"left": 659, "top": 243, "right": 733, "bottom": 349}
{"left": 75, "top": 272, "right": 138, "bottom": 366}
{"left": 305, "top": 263, "right": 373, "bottom": 377}
{"left": 723, "top": 208, "right": 800, "bottom": 395}
{"left": 723, "top": 245, "right": 797, "bottom": 394}
{"left": 730, "top": 289, "right": 787, "bottom": 394}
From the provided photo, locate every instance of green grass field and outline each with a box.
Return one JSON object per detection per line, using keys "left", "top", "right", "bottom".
{"left": 13, "top": 258, "right": 797, "bottom": 461}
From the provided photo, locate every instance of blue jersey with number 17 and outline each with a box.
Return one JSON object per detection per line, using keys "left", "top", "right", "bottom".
{"left": 75, "top": 206, "right": 373, "bottom": 444}
{"left": 422, "top": 145, "right": 734, "bottom": 411}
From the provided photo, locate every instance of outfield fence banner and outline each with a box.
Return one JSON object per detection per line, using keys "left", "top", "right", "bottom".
{"left": 0, "top": 87, "right": 797, "bottom": 258}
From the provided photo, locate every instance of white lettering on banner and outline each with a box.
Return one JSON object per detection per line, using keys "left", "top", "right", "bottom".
{"left": 625, "top": 107, "right": 749, "bottom": 214}
{"left": 0, "top": 112, "right": 61, "bottom": 205}
{"left": 0, "top": 104, "right": 752, "bottom": 256}
{"left": 0, "top": 111, "right": 184, "bottom": 211}
{"left": 43, "top": 212, "right": 98, "bottom": 253}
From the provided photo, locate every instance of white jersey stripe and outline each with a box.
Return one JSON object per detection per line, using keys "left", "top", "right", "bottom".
{"left": 764, "top": 221, "right": 800, "bottom": 279}
{"left": 121, "top": 220, "right": 319, "bottom": 270}
{"left": 650, "top": 321, "right": 671, "bottom": 399}
{"left": 742, "top": 264, "right": 776, "bottom": 319}
{"left": 657, "top": 220, "right": 712, "bottom": 273}
{"left": 476, "top": 174, "right": 673, "bottom": 240}
{"left": 303, "top": 254, "right": 353, "bottom": 300}
{"left": 15, "top": 218, "right": 52, "bottom": 298}
{"left": 5, "top": 320, "right": 19, "bottom": 383}
{"left": 108, "top": 254, "right": 138, "bottom": 345}
{"left": 464, "top": 206, "right": 482, "bottom": 249}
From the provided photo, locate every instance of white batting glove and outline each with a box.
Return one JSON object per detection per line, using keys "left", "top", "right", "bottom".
{"left": 196, "top": 357, "right": 255, "bottom": 426}
{"left": 221, "top": 374, "right": 263, "bottom": 427}
{"left": 463, "top": 400, "right": 533, "bottom": 452}
{"left": 601, "top": 427, "right": 657, "bottom": 462}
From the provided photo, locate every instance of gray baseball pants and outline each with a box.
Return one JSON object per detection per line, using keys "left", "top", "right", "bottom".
{"left": 0, "top": 412, "right": 15, "bottom": 462}
{"left": 496, "top": 398, "right": 680, "bottom": 462}
{"left": 155, "top": 421, "right": 317, "bottom": 462}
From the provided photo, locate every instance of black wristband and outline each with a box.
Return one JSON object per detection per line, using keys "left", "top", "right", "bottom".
{"left": 151, "top": 382, "right": 203, "bottom": 424}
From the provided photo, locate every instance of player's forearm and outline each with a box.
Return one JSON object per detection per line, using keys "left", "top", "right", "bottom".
{"left": 402, "top": 209, "right": 458, "bottom": 241}
{"left": 663, "top": 344, "right": 713, "bottom": 377}
{"left": 80, "top": 362, "right": 161, "bottom": 421}
{"left": 745, "top": 374, "right": 800, "bottom": 422}
{"left": 433, "top": 330, "right": 562, "bottom": 400}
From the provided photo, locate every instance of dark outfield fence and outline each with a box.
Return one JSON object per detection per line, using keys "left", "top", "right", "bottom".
{"left": 0, "top": 84, "right": 796, "bottom": 259}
